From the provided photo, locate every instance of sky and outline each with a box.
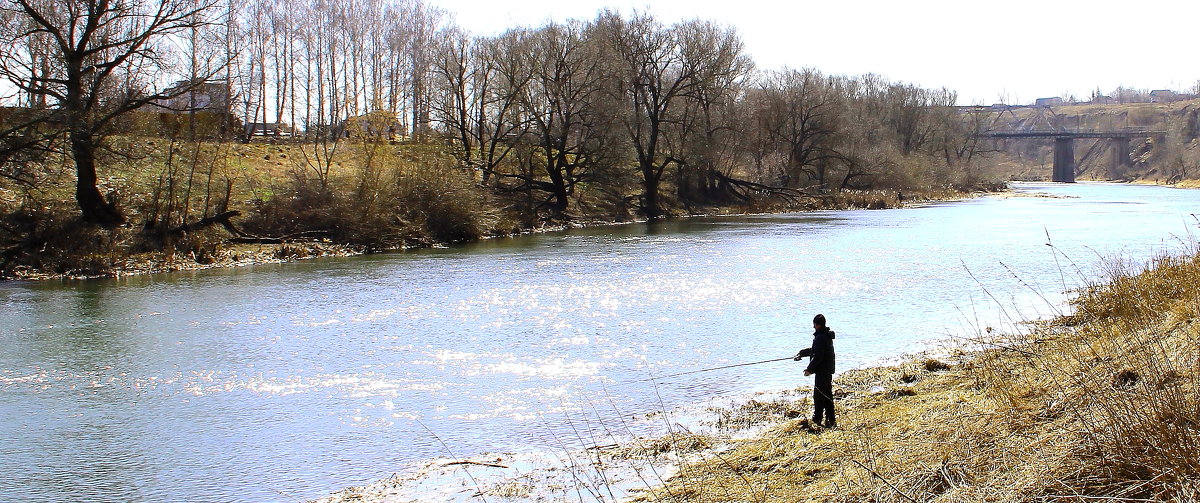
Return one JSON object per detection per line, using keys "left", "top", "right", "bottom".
{"left": 429, "top": 0, "right": 1199, "bottom": 105}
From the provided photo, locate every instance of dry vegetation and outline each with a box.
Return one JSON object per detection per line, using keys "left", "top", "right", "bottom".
{"left": 629, "top": 252, "right": 1200, "bottom": 502}
{"left": 0, "top": 137, "right": 511, "bottom": 279}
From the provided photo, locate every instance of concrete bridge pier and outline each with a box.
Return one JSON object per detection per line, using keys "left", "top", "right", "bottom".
{"left": 1109, "top": 137, "right": 1131, "bottom": 179}
{"left": 983, "top": 128, "right": 1165, "bottom": 182}
{"left": 1053, "top": 137, "right": 1076, "bottom": 183}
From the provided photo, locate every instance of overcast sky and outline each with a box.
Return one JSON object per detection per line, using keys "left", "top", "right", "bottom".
{"left": 429, "top": 0, "right": 1199, "bottom": 105}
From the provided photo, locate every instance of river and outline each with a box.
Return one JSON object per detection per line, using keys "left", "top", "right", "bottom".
{"left": 1, "top": 182, "right": 1198, "bottom": 502}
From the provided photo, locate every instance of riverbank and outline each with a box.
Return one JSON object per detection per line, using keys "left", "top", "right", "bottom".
{"left": 0, "top": 241, "right": 360, "bottom": 281}
{"left": 1133, "top": 178, "right": 1200, "bottom": 189}
{"left": 311, "top": 243, "right": 1200, "bottom": 502}
{"left": 1, "top": 129, "right": 1016, "bottom": 283}
{"left": 307, "top": 348, "right": 971, "bottom": 503}
{"left": 0, "top": 184, "right": 998, "bottom": 281}
{"left": 630, "top": 250, "right": 1200, "bottom": 501}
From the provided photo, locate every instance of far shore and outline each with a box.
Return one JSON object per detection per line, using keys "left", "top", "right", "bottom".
{"left": 1, "top": 185, "right": 1002, "bottom": 282}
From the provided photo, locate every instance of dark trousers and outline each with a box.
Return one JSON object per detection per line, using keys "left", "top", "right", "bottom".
{"left": 813, "top": 373, "right": 835, "bottom": 425}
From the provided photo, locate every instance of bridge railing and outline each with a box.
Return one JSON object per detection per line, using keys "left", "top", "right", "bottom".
{"left": 982, "top": 128, "right": 1166, "bottom": 139}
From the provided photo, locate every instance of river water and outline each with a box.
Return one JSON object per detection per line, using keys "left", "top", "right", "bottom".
{"left": 1, "top": 182, "right": 1198, "bottom": 502}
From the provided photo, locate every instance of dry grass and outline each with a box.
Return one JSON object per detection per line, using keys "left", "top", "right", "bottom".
{"left": 633, "top": 252, "right": 1200, "bottom": 502}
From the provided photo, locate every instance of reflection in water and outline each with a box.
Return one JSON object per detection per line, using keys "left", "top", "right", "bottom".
{"left": 1, "top": 183, "right": 1199, "bottom": 503}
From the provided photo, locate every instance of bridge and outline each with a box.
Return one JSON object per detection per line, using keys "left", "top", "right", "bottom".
{"left": 982, "top": 128, "right": 1167, "bottom": 183}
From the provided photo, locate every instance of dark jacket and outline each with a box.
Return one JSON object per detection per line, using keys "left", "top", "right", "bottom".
{"left": 795, "top": 326, "right": 836, "bottom": 375}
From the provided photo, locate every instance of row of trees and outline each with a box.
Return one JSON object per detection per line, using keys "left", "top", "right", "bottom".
{"left": 234, "top": 0, "right": 443, "bottom": 141}
{"left": 426, "top": 12, "right": 986, "bottom": 217}
{"left": 0, "top": 0, "right": 991, "bottom": 228}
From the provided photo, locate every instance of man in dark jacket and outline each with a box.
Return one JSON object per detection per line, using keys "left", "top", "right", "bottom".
{"left": 794, "top": 313, "right": 836, "bottom": 428}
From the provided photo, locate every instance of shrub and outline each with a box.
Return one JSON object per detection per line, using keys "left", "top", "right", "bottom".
{"left": 0, "top": 205, "right": 130, "bottom": 277}
{"left": 395, "top": 155, "right": 491, "bottom": 244}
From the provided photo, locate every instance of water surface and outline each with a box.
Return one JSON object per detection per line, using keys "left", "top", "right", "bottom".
{"left": 1, "top": 182, "right": 1197, "bottom": 502}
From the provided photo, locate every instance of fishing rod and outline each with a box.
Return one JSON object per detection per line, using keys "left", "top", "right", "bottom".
{"left": 623, "top": 356, "right": 795, "bottom": 384}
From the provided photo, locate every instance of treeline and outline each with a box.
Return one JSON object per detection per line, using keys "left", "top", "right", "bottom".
{"left": 218, "top": 2, "right": 994, "bottom": 218}
{"left": 0, "top": 0, "right": 1002, "bottom": 277}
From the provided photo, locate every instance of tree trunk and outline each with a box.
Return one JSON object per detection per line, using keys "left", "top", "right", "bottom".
{"left": 642, "top": 173, "right": 662, "bottom": 219}
{"left": 549, "top": 174, "right": 569, "bottom": 215}
{"left": 71, "top": 130, "right": 123, "bottom": 227}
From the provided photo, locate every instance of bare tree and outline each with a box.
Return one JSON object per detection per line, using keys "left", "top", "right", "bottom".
{"left": 758, "top": 68, "right": 844, "bottom": 190}
{"left": 0, "top": 7, "right": 60, "bottom": 186}
{"left": 668, "top": 19, "right": 752, "bottom": 205}
{"left": 508, "top": 21, "right": 617, "bottom": 215}
{"left": 0, "top": 0, "right": 226, "bottom": 226}
{"left": 598, "top": 10, "right": 700, "bottom": 219}
{"left": 381, "top": 1, "right": 412, "bottom": 125}
{"left": 237, "top": 0, "right": 270, "bottom": 140}
{"left": 404, "top": 0, "right": 441, "bottom": 141}
{"left": 888, "top": 84, "right": 952, "bottom": 156}
{"left": 938, "top": 103, "right": 995, "bottom": 167}
{"left": 432, "top": 29, "right": 533, "bottom": 184}
{"left": 267, "top": 0, "right": 298, "bottom": 135}
{"left": 432, "top": 27, "right": 482, "bottom": 168}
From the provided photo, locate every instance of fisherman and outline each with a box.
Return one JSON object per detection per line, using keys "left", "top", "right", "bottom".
{"left": 794, "top": 313, "right": 836, "bottom": 428}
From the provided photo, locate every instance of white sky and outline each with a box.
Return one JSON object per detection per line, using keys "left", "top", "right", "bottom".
{"left": 430, "top": 0, "right": 1200, "bottom": 105}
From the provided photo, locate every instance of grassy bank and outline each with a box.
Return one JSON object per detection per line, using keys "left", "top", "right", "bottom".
{"left": 631, "top": 251, "right": 1200, "bottom": 502}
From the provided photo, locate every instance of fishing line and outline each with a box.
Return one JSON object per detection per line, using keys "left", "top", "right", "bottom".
{"left": 620, "top": 356, "right": 794, "bottom": 384}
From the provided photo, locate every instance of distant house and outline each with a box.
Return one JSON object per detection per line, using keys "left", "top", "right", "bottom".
{"left": 1091, "top": 95, "right": 1116, "bottom": 105}
{"left": 1150, "top": 90, "right": 1177, "bottom": 103}
{"left": 1034, "top": 97, "right": 1064, "bottom": 108}
{"left": 151, "top": 79, "right": 230, "bottom": 113}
